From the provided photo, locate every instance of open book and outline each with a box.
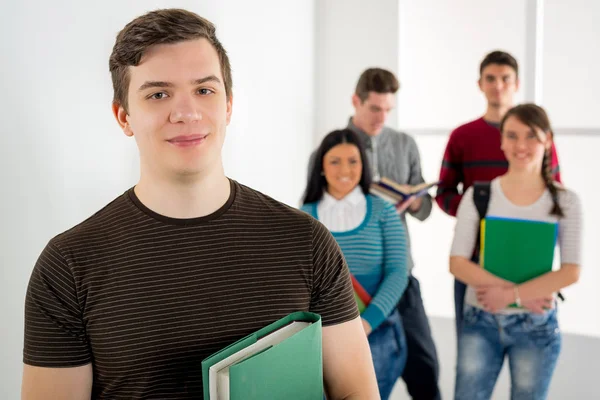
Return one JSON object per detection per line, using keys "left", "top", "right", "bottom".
{"left": 370, "top": 177, "right": 440, "bottom": 212}
{"left": 202, "top": 312, "right": 323, "bottom": 400}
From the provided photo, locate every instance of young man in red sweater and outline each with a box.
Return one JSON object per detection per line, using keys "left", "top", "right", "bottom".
{"left": 436, "top": 50, "right": 561, "bottom": 335}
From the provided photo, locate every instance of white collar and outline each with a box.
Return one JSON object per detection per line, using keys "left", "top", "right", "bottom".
{"left": 321, "top": 186, "right": 365, "bottom": 209}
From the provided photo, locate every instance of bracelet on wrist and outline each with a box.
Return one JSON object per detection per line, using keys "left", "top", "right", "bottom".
{"left": 513, "top": 286, "right": 522, "bottom": 307}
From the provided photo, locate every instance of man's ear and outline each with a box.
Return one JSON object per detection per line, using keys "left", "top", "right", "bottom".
{"left": 351, "top": 94, "right": 361, "bottom": 109}
{"left": 225, "top": 95, "right": 233, "bottom": 125}
{"left": 112, "top": 102, "right": 133, "bottom": 137}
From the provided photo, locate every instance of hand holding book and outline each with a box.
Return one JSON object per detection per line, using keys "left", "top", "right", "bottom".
{"left": 370, "top": 177, "right": 440, "bottom": 213}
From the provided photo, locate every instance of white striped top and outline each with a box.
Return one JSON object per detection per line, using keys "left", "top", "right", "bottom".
{"left": 451, "top": 177, "right": 582, "bottom": 313}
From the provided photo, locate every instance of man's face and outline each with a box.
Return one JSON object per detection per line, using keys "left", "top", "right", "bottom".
{"left": 478, "top": 64, "right": 519, "bottom": 108}
{"left": 113, "top": 38, "right": 232, "bottom": 179}
{"left": 352, "top": 92, "right": 395, "bottom": 136}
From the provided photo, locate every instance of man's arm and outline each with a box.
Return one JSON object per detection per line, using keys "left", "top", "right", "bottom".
{"left": 322, "top": 318, "right": 380, "bottom": 400}
{"left": 23, "top": 241, "right": 93, "bottom": 399}
{"left": 436, "top": 130, "right": 463, "bottom": 217}
{"left": 405, "top": 135, "right": 432, "bottom": 221}
{"left": 22, "top": 364, "right": 92, "bottom": 400}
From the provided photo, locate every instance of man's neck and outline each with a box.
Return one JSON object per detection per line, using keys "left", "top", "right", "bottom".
{"left": 134, "top": 163, "right": 231, "bottom": 219}
{"left": 350, "top": 116, "right": 378, "bottom": 137}
{"left": 483, "top": 104, "right": 512, "bottom": 124}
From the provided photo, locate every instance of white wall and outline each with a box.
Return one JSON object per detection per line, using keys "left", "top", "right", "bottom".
{"left": 542, "top": 0, "right": 600, "bottom": 127}
{"left": 314, "top": 0, "right": 399, "bottom": 141}
{"left": 397, "top": 0, "right": 528, "bottom": 128}
{"left": 0, "top": 1, "right": 315, "bottom": 397}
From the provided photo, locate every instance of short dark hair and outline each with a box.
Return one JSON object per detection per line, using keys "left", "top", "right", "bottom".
{"left": 479, "top": 50, "right": 519, "bottom": 77}
{"left": 302, "top": 129, "right": 372, "bottom": 204}
{"left": 109, "top": 8, "right": 232, "bottom": 113}
{"left": 355, "top": 68, "right": 399, "bottom": 102}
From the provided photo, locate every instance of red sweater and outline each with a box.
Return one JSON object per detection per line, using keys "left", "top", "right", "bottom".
{"left": 436, "top": 117, "right": 561, "bottom": 216}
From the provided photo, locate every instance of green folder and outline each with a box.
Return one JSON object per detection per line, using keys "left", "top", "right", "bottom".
{"left": 201, "top": 311, "right": 323, "bottom": 400}
{"left": 480, "top": 216, "right": 558, "bottom": 283}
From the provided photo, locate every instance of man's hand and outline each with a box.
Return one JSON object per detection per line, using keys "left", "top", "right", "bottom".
{"left": 361, "top": 318, "right": 372, "bottom": 336}
{"left": 393, "top": 184, "right": 422, "bottom": 212}
{"left": 408, "top": 196, "right": 423, "bottom": 212}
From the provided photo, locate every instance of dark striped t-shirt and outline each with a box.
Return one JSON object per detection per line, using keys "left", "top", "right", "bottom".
{"left": 24, "top": 179, "right": 358, "bottom": 399}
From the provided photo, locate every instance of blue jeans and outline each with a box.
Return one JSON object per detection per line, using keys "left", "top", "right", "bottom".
{"left": 455, "top": 304, "right": 561, "bottom": 400}
{"left": 368, "top": 309, "right": 407, "bottom": 400}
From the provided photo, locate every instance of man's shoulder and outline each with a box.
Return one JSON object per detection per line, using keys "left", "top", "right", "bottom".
{"left": 234, "top": 181, "right": 316, "bottom": 227}
{"left": 451, "top": 117, "right": 486, "bottom": 137}
{"left": 382, "top": 126, "right": 413, "bottom": 140}
{"left": 50, "top": 191, "right": 131, "bottom": 250}
{"left": 380, "top": 126, "right": 418, "bottom": 148}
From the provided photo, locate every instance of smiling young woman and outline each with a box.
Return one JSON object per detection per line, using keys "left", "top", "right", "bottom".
{"left": 449, "top": 104, "right": 582, "bottom": 400}
{"left": 302, "top": 128, "right": 410, "bottom": 400}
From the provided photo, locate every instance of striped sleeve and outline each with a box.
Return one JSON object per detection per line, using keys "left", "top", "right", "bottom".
{"left": 309, "top": 218, "right": 359, "bottom": 326}
{"left": 23, "top": 240, "right": 91, "bottom": 367}
{"left": 558, "top": 190, "right": 582, "bottom": 265}
{"left": 436, "top": 129, "right": 464, "bottom": 216}
{"left": 361, "top": 202, "right": 408, "bottom": 330}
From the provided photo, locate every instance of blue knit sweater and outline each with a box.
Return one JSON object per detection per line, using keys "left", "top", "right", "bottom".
{"left": 301, "top": 195, "right": 408, "bottom": 330}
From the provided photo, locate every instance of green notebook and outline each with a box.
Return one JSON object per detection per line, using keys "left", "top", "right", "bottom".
{"left": 201, "top": 311, "right": 323, "bottom": 400}
{"left": 480, "top": 216, "right": 558, "bottom": 283}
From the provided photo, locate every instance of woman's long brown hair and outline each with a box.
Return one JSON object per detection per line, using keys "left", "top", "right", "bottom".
{"left": 500, "top": 104, "right": 564, "bottom": 217}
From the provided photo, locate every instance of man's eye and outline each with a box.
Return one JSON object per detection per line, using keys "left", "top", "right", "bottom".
{"left": 198, "top": 88, "right": 214, "bottom": 95}
{"left": 149, "top": 92, "right": 168, "bottom": 100}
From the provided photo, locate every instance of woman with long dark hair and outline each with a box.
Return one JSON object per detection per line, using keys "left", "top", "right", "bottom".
{"left": 301, "top": 129, "right": 409, "bottom": 399}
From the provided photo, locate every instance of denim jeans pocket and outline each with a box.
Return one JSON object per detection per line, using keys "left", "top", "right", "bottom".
{"left": 462, "top": 304, "right": 481, "bottom": 326}
{"left": 525, "top": 310, "right": 560, "bottom": 346}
